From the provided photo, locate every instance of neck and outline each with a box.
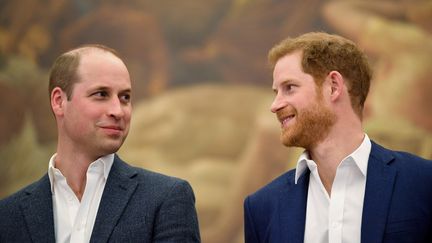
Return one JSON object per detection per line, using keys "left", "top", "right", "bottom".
{"left": 54, "top": 145, "right": 98, "bottom": 201}
{"left": 308, "top": 117, "right": 364, "bottom": 195}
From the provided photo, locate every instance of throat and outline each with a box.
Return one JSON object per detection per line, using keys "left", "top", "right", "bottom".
{"left": 65, "top": 177, "right": 87, "bottom": 202}
{"left": 72, "top": 189, "right": 85, "bottom": 201}
{"left": 317, "top": 168, "right": 335, "bottom": 197}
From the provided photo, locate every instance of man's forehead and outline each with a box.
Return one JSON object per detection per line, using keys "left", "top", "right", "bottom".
{"left": 79, "top": 49, "right": 119, "bottom": 63}
{"left": 73, "top": 51, "right": 130, "bottom": 88}
{"left": 77, "top": 50, "right": 125, "bottom": 73}
{"left": 272, "top": 52, "right": 302, "bottom": 78}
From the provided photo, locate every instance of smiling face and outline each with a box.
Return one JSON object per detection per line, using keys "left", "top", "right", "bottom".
{"left": 270, "top": 51, "right": 336, "bottom": 149}
{"left": 54, "top": 50, "right": 132, "bottom": 159}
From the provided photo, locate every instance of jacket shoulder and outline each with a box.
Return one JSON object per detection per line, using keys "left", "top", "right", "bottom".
{"left": 0, "top": 175, "right": 48, "bottom": 241}
{"left": 371, "top": 141, "right": 432, "bottom": 171}
{"left": 110, "top": 157, "right": 200, "bottom": 242}
{"left": 247, "top": 169, "right": 296, "bottom": 205}
{"left": 0, "top": 175, "right": 48, "bottom": 208}
{"left": 124, "top": 162, "right": 191, "bottom": 190}
{"left": 112, "top": 156, "right": 195, "bottom": 202}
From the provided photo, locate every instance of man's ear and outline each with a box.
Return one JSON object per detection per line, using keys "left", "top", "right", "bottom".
{"left": 51, "top": 87, "right": 66, "bottom": 117}
{"left": 326, "top": 71, "right": 345, "bottom": 102}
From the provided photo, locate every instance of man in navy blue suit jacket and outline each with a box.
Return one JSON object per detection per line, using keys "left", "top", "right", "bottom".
{"left": 0, "top": 44, "right": 200, "bottom": 242}
{"left": 244, "top": 32, "right": 432, "bottom": 243}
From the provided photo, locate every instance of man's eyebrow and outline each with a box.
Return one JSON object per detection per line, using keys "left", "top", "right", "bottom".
{"left": 89, "top": 85, "right": 109, "bottom": 91}
{"left": 272, "top": 79, "right": 292, "bottom": 92}
{"left": 120, "top": 88, "right": 132, "bottom": 93}
{"left": 89, "top": 85, "right": 131, "bottom": 91}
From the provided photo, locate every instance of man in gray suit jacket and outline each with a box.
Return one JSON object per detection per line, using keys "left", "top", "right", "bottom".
{"left": 0, "top": 44, "right": 200, "bottom": 242}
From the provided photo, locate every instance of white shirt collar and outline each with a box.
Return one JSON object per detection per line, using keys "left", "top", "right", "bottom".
{"left": 294, "top": 134, "right": 371, "bottom": 184}
{"left": 295, "top": 152, "right": 311, "bottom": 184}
{"left": 48, "top": 153, "right": 115, "bottom": 193}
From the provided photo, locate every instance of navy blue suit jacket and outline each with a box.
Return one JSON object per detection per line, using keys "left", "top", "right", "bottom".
{"left": 244, "top": 142, "right": 432, "bottom": 243}
{"left": 0, "top": 155, "right": 200, "bottom": 242}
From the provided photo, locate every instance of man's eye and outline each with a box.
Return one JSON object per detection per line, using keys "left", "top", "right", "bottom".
{"left": 120, "top": 94, "right": 131, "bottom": 103}
{"left": 285, "top": 84, "right": 295, "bottom": 91}
{"left": 93, "top": 91, "right": 108, "bottom": 97}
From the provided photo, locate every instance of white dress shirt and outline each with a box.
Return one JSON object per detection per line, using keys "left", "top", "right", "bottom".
{"left": 295, "top": 134, "right": 372, "bottom": 243}
{"left": 48, "top": 154, "right": 114, "bottom": 243}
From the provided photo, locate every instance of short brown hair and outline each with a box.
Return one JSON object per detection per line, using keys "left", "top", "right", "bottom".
{"left": 48, "top": 44, "right": 121, "bottom": 100}
{"left": 268, "top": 32, "right": 372, "bottom": 117}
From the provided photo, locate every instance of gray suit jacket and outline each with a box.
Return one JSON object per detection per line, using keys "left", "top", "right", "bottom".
{"left": 0, "top": 155, "right": 201, "bottom": 242}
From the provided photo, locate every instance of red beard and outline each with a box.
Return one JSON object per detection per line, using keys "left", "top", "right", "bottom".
{"left": 278, "top": 98, "right": 336, "bottom": 149}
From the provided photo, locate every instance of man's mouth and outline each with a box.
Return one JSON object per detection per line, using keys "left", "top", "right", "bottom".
{"left": 100, "top": 125, "right": 123, "bottom": 131}
{"left": 97, "top": 122, "right": 126, "bottom": 137}
{"left": 279, "top": 114, "right": 295, "bottom": 128}
{"left": 99, "top": 125, "right": 125, "bottom": 138}
{"left": 96, "top": 121, "right": 124, "bottom": 131}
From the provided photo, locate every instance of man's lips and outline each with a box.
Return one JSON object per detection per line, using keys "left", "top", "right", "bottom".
{"left": 100, "top": 125, "right": 123, "bottom": 131}
{"left": 96, "top": 121, "right": 124, "bottom": 130}
{"left": 98, "top": 124, "right": 125, "bottom": 136}
{"left": 278, "top": 114, "right": 295, "bottom": 128}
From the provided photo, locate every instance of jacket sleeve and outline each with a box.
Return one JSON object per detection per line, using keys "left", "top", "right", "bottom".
{"left": 152, "top": 180, "right": 201, "bottom": 242}
{"left": 244, "top": 196, "right": 260, "bottom": 243}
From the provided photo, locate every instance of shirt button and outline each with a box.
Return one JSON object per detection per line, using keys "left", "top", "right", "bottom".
{"left": 332, "top": 222, "right": 340, "bottom": 229}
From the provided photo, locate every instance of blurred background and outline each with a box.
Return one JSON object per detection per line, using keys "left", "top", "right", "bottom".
{"left": 1, "top": 0, "right": 431, "bottom": 242}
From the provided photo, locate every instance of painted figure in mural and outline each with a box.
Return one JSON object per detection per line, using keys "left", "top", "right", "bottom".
{"left": 244, "top": 32, "right": 432, "bottom": 243}
{"left": 0, "top": 44, "right": 200, "bottom": 242}
{"left": 322, "top": 0, "right": 432, "bottom": 157}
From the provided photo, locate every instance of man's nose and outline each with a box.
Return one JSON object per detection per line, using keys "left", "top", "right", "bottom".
{"left": 108, "top": 98, "right": 125, "bottom": 119}
{"left": 270, "top": 94, "right": 286, "bottom": 113}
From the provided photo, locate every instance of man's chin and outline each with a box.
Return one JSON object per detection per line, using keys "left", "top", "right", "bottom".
{"left": 280, "top": 131, "right": 308, "bottom": 148}
{"left": 100, "top": 141, "right": 125, "bottom": 155}
{"left": 280, "top": 133, "right": 295, "bottom": 147}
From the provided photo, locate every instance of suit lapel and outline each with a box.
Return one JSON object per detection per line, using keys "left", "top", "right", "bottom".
{"left": 278, "top": 170, "right": 309, "bottom": 243}
{"left": 20, "top": 175, "right": 56, "bottom": 243}
{"left": 361, "top": 142, "right": 397, "bottom": 243}
{"left": 90, "top": 155, "right": 138, "bottom": 243}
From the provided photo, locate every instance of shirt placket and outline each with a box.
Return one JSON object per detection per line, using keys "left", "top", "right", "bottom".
{"left": 328, "top": 163, "right": 348, "bottom": 243}
{"left": 70, "top": 162, "right": 103, "bottom": 243}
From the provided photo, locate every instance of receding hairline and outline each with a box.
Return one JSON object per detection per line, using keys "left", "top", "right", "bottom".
{"left": 66, "top": 44, "right": 127, "bottom": 81}
{"left": 48, "top": 44, "right": 126, "bottom": 100}
{"left": 64, "top": 44, "right": 122, "bottom": 61}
